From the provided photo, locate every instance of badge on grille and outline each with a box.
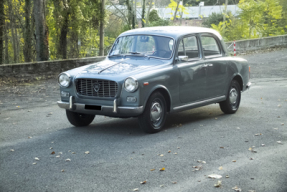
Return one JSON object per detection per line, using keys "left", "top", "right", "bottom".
{"left": 93, "top": 83, "right": 101, "bottom": 92}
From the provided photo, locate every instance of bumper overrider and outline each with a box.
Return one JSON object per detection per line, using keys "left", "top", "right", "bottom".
{"left": 57, "top": 96, "right": 144, "bottom": 117}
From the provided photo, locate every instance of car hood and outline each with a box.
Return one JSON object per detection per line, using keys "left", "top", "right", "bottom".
{"left": 77, "top": 58, "right": 168, "bottom": 76}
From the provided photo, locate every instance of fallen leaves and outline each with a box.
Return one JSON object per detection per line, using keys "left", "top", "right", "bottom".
{"left": 159, "top": 167, "right": 165, "bottom": 171}
{"left": 10, "top": 149, "right": 14, "bottom": 152}
{"left": 33, "top": 162, "right": 37, "bottom": 165}
{"left": 133, "top": 188, "right": 139, "bottom": 191}
{"left": 35, "top": 157, "right": 40, "bottom": 161}
{"left": 218, "top": 166, "right": 223, "bottom": 170}
{"left": 61, "top": 169, "right": 65, "bottom": 172}
{"left": 140, "top": 181, "right": 147, "bottom": 184}
{"left": 65, "top": 158, "right": 71, "bottom": 162}
{"left": 214, "top": 180, "right": 222, "bottom": 187}
{"left": 51, "top": 151, "right": 55, "bottom": 155}
{"left": 85, "top": 151, "right": 90, "bottom": 154}
{"left": 150, "top": 169, "right": 155, "bottom": 171}
{"left": 277, "top": 141, "right": 283, "bottom": 144}
{"left": 232, "top": 186, "right": 242, "bottom": 191}
{"left": 208, "top": 174, "right": 222, "bottom": 179}
{"left": 232, "top": 160, "right": 236, "bottom": 162}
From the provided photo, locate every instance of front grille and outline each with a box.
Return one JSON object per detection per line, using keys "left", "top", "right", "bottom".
{"left": 76, "top": 79, "right": 118, "bottom": 98}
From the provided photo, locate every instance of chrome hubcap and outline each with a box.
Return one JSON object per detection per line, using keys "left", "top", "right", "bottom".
{"left": 150, "top": 102, "right": 162, "bottom": 123}
{"left": 229, "top": 88, "right": 238, "bottom": 104}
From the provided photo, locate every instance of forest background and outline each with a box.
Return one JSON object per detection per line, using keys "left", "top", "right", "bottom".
{"left": 0, "top": 0, "right": 286, "bottom": 65}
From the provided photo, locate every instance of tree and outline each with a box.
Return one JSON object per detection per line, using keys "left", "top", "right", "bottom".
{"left": 99, "top": 0, "right": 105, "bottom": 56}
{"left": 34, "top": 0, "right": 49, "bottom": 61}
{"left": 0, "top": 0, "right": 4, "bottom": 64}
{"left": 24, "top": 0, "right": 33, "bottom": 62}
{"left": 141, "top": 0, "right": 146, "bottom": 27}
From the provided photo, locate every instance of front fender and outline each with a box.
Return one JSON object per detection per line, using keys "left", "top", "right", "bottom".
{"left": 141, "top": 85, "right": 172, "bottom": 112}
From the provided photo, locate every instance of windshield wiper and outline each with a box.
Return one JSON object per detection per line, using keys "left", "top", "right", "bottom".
{"left": 108, "top": 54, "right": 123, "bottom": 58}
{"left": 128, "top": 51, "right": 141, "bottom": 54}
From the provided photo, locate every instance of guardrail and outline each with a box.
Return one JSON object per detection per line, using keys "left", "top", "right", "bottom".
{"left": 0, "top": 34, "right": 286, "bottom": 82}
{"left": 225, "top": 34, "right": 287, "bottom": 54}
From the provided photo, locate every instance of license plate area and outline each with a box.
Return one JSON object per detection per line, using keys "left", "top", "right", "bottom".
{"left": 85, "top": 105, "right": 102, "bottom": 110}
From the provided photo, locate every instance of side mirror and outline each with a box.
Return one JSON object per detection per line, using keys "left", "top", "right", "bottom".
{"left": 178, "top": 55, "right": 189, "bottom": 62}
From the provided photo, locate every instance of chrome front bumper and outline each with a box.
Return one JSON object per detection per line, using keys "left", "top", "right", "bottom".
{"left": 57, "top": 97, "right": 144, "bottom": 117}
{"left": 246, "top": 82, "right": 252, "bottom": 90}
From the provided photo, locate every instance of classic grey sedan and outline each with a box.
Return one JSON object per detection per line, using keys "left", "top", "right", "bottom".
{"left": 57, "top": 26, "right": 251, "bottom": 133}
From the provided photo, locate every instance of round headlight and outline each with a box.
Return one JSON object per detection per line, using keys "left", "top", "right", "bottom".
{"left": 58, "top": 73, "right": 71, "bottom": 88}
{"left": 124, "top": 77, "right": 138, "bottom": 92}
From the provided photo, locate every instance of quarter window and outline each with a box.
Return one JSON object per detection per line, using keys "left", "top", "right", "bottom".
{"left": 201, "top": 36, "right": 221, "bottom": 56}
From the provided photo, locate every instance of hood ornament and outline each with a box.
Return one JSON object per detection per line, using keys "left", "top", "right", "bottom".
{"left": 93, "top": 83, "right": 101, "bottom": 92}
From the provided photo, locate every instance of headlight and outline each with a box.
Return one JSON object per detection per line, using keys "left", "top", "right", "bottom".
{"left": 124, "top": 77, "right": 138, "bottom": 92}
{"left": 58, "top": 73, "right": 71, "bottom": 88}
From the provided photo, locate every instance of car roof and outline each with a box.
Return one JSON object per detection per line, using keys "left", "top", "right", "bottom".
{"left": 119, "top": 26, "right": 223, "bottom": 40}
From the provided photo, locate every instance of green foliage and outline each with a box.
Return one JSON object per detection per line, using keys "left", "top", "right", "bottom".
{"left": 202, "top": 12, "right": 224, "bottom": 27}
{"left": 149, "top": 10, "right": 161, "bottom": 22}
{"left": 211, "top": 0, "right": 286, "bottom": 41}
{"left": 167, "top": 0, "right": 189, "bottom": 21}
{"left": 146, "top": 10, "right": 171, "bottom": 27}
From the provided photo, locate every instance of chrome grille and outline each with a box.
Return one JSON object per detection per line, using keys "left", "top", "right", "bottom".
{"left": 76, "top": 79, "right": 118, "bottom": 98}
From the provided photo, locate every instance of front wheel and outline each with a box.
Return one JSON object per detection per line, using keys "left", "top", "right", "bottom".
{"left": 220, "top": 80, "right": 241, "bottom": 114}
{"left": 66, "top": 110, "right": 95, "bottom": 127}
{"left": 138, "top": 92, "right": 167, "bottom": 133}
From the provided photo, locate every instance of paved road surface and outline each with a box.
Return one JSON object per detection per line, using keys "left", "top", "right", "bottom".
{"left": 0, "top": 48, "right": 286, "bottom": 192}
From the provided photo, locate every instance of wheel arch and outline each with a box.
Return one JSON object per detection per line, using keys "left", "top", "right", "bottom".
{"left": 232, "top": 74, "right": 243, "bottom": 91}
{"left": 143, "top": 85, "right": 172, "bottom": 113}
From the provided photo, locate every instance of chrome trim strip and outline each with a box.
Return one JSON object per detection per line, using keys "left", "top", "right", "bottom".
{"left": 173, "top": 95, "right": 226, "bottom": 111}
{"left": 98, "top": 62, "right": 121, "bottom": 74}
{"left": 113, "top": 99, "right": 117, "bottom": 113}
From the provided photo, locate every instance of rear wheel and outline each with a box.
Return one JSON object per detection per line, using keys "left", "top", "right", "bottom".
{"left": 220, "top": 80, "right": 241, "bottom": 114}
{"left": 66, "top": 110, "right": 95, "bottom": 127}
{"left": 138, "top": 92, "right": 167, "bottom": 133}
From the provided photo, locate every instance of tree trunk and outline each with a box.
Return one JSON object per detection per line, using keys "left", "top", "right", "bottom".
{"left": 34, "top": 0, "right": 49, "bottom": 61}
{"left": 126, "top": 0, "right": 133, "bottom": 29}
{"left": 4, "top": 22, "right": 9, "bottom": 64}
{"left": 24, "top": 0, "right": 33, "bottom": 62}
{"left": 141, "top": 0, "right": 146, "bottom": 27}
{"left": 8, "top": 0, "right": 18, "bottom": 63}
{"left": 59, "top": 7, "right": 70, "bottom": 59}
{"left": 0, "top": 0, "right": 4, "bottom": 64}
{"left": 146, "top": 0, "right": 153, "bottom": 25}
{"left": 173, "top": 0, "right": 180, "bottom": 23}
{"left": 99, "top": 0, "right": 105, "bottom": 56}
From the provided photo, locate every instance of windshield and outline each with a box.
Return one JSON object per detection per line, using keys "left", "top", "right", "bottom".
{"left": 109, "top": 35, "right": 174, "bottom": 59}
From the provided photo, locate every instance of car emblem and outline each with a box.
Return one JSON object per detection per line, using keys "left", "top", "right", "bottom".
{"left": 93, "top": 83, "right": 101, "bottom": 92}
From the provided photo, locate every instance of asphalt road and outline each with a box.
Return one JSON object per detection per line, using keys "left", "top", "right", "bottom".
{"left": 0, "top": 48, "right": 287, "bottom": 192}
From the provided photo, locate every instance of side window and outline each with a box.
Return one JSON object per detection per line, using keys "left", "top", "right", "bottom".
{"left": 201, "top": 36, "right": 221, "bottom": 56}
{"left": 177, "top": 36, "right": 199, "bottom": 59}
{"left": 178, "top": 40, "right": 185, "bottom": 56}
{"left": 183, "top": 36, "right": 199, "bottom": 58}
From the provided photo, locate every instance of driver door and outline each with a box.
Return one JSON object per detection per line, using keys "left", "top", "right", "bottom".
{"left": 177, "top": 35, "right": 207, "bottom": 104}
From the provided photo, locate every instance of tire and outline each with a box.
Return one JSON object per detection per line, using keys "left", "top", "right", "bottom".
{"left": 220, "top": 80, "right": 241, "bottom": 114}
{"left": 138, "top": 92, "right": 167, "bottom": 133}
{"left": 66, "top": 110, "right": 95, "bottom": 127}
